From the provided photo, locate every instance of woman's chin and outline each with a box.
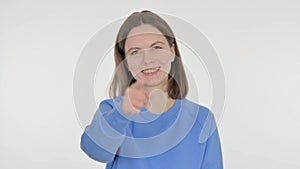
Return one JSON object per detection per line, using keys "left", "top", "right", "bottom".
{"left": 142, "top": 78, "right": 169, "bottom": 88}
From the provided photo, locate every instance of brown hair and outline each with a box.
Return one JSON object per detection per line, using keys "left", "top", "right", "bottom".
{"left": 109, "top": 10, "right": 188, "bottom": 99}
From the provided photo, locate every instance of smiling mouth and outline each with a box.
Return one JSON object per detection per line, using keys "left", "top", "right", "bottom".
{"left": 142, "top": 66, "right": 160, "bottom": 75}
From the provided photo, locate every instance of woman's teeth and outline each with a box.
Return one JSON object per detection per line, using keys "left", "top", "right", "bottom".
{"left": 142, "top": 67, "right": 160, "bottom": 73}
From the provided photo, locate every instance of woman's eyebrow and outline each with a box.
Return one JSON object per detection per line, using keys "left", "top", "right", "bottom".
{"left": 127, "top": 47, "right": 140, "bottom": 53}
{"left": 127, "top": 41, "right": 166, "bottom": 53}
{"left": 150, "top": 41, "right": 165, "bottom": 47}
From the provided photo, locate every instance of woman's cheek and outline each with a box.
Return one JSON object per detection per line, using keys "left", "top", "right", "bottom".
{"left": 158, "top": 58, "right": 172, "bottom": 73}
{"left": 127, "top": 60, "right": 141, "bottom": 76}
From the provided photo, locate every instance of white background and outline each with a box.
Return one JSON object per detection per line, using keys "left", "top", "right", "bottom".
{"left": 1, "top": 0, "right": 300, "bottom": 169}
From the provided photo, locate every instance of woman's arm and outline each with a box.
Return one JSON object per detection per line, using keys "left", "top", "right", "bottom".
{"left": 198, "top": 110, "right": 223, "bottom": 169}
{"left": 80, "top": 97, "right": 133, "bottom": 163}
{"left": 200, "top": 128, "right": 223, "bottom": 169}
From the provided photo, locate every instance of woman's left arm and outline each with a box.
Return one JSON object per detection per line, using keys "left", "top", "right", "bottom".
{"left": 200, "top": 128, "right": 223, "bottom": 169}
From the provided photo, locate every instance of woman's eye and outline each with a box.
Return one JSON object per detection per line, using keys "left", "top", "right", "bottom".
{"left": 130, "top": 50, "right": 139, "bottom": 55}
{"left": 153, "top": 46, "right": 162, "bottom": 49}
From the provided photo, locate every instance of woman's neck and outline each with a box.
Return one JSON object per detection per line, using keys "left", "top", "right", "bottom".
{"left": 142, "top": 78, "right": 176, "bottom": 114}
{"left": 144, "top": 90, "right": 176, "bottom": 114}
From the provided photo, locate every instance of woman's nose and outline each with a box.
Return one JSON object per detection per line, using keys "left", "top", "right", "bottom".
{"left": 142, "top": 49, "right": 153, "bottom": 64}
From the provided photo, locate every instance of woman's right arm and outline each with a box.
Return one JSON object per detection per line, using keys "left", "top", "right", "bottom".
{"left": 80, "top": 97, "right": 133, "bottom": 163}
{"left": 81, "top": 80, "right": 148, "bottom": 163}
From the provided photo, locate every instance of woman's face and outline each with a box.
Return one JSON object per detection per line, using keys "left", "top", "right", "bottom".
{"left": 124, "top": 24, "right": 175, "bottom": 88}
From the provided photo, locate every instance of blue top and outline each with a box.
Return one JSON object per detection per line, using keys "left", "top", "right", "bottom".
{"left": 80, "top": 96, "right": 223, "bottom": 169}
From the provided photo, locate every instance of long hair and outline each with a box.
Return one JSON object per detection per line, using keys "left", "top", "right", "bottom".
{"left": 109, "top": 10, "right": 188, "bottom": 99}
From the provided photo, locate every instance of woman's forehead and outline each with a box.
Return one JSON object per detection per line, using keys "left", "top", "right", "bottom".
{"left": 126, "top": 33, "right": 166, "bottom": 46}
{"left": 125, "top": 24, "right": 167, "bottom": 50}
{"left": 127, "top": 24, "right": 163, "bottom": 37}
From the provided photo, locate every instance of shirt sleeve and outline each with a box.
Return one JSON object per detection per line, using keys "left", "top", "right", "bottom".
{"left": 200, "top": 128, "right": 223, "bottom": 169}
{"left": 199, "top": 111, "right": 223, "bottom": 169}
{"left": 80, "top": 97, "right": 135, "bottom": 163}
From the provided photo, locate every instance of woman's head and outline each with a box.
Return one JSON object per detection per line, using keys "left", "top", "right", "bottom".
{"left": 109, "top": 10, "right": 188, "bottom": 99}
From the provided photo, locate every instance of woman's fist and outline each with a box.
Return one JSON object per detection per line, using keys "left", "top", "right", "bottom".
{"left": 122, "top": 80, "right": 150, "bottom": 115}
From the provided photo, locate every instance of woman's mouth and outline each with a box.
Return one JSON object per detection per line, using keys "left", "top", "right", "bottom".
{"left": 142, "top": 67, "right": 160, "bottom": 76}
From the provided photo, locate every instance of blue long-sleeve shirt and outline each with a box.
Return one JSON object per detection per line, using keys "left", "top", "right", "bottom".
{"left": 80, "top": 96, "right": 223, "bottom": 169}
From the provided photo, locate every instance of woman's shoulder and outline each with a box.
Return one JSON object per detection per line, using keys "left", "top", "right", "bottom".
{"left": 181, "top": 98, "right": 211, "bottom": 114}
{"left": 97, "top": 96, "right": 124, "bottom": 111}
{"left": 181, "top": 98, "right": 218, "bottom": 143}
{"left": 181, "top": 98, "right": 214, "bottom": 127}
{"left": 98, "top": 96, "right": 124, "bottom": 105}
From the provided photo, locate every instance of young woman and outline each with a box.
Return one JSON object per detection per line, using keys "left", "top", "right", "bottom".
{"left": 80, "top": 10, "right": 223, "bottom": 169}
